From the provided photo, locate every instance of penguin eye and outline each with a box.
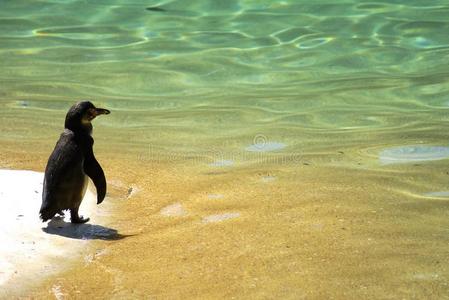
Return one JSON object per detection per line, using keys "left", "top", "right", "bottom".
{"left": 85, "top": 108, "right": 96, "bottom": 121}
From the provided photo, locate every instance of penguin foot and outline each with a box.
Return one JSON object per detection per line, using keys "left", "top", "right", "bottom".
{"left": 70, "top": 208, "right": 90, "bottom": 224}
{"left": 71, "top": 216, "right": 90, "bottom": 224}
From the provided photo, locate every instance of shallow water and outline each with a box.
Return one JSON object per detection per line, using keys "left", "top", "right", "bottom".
{"left": 1, "top": 0, "right": 449, "bottom": 298}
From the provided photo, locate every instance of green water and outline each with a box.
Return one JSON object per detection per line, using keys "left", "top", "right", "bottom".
{"left": 1, "top": 0, "right": 449, "bottom": 298}
{"left": 2, "top": 1, "right": 449, "bottom": 149}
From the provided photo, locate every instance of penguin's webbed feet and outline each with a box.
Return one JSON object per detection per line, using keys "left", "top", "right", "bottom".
{"left": 71, "top": 216, "right": 90, "bottom": 224}
{"left": 70, "top": 208, "right": 90, "bottom": 224}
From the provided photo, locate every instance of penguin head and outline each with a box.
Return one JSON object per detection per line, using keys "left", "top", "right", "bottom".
{"left": 65, "top": 101, "right": 110, "bottom": 133}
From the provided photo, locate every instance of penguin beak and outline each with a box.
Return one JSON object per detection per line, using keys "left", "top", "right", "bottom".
{"left": 93, "top": 108, "right": 110, "bottom": 116}
{"left": 86, "top": 108, "right": 110, "bottom": 121}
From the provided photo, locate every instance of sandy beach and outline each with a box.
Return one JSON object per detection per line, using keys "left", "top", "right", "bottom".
{"left": 1, "top": 142, "right": 449, "bottom": 299}
{"left": 0, "top": 169, "right": 116, "bottom": 298}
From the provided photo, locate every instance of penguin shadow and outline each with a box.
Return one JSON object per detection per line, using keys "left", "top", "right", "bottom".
{"left": 42, "top": 216, "right": 128, "bottom": 240}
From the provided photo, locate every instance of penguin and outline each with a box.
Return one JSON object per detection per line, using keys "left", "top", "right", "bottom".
{"left": 40, "top": 101, "right": 110, "bottom": 223}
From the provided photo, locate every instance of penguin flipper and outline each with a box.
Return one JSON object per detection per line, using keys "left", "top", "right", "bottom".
{"left": 84, "top": 149, "right": 107, "bottom": 204}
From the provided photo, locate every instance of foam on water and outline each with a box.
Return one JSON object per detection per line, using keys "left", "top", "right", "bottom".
{"left": 424, "top": 191, "right": 449, "bottom": 198}
{"left": 209, "top": 160, "right": 234, "bottom": 167}
{"left": 245, "top": 142, "right": 286, "bottom": 152}
{"left": 261, "top": 175, "right": 277, "bottom": 182}
{"left": 379, "top": 145, "right": 449, "bottom": 165}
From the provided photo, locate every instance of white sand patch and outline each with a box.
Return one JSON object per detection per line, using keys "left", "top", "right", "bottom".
{"left": 51, "top": 284, "right": 64, "bottom": 300}
{"left": 207, "top": 194, "right": 224, "bottom": 200}
{"left": 84, "top": 248, "right": 109, "bottom": 266}
{"left": 160, "top": 202, "right": 187, "bottom": 217}
{"left": 0, "top": 169, "right": 105, "bottom": 295}
{"left": 108, "top": 179, "right": 139, "bottom": 200}
{"left": 261, "top": 175, "right": 277, "bottom": 182}
{"left": 411, "top": 273, "right": 440, "bottom": 281}
{"left": 208, "top": 160, "right": 234, "bottom": 167}
{"left": 202, "top": 212, "right": 240, "bottom": 223}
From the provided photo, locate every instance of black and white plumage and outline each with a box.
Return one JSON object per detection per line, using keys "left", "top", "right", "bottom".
{"left": 40, "top": 101, "right": 110, "bottom": 223}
